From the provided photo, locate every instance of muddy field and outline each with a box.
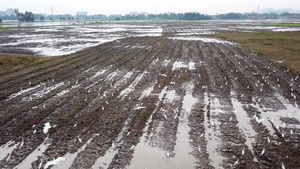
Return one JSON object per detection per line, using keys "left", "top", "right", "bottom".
{"left": 0, "top": 21, "right": 300, "bottom": 169}
{"left": 1, "top": 20, "right": 300, "bottom": 56}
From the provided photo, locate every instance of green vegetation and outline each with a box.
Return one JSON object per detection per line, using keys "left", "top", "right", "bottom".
{"left": 16, "top": 11, "right": 34, "bottom": 22}
{"left": 213, "top": 32, "right": 300, "bottom": 75}
{"left": 215, "top": 12, "right": 247, "bottom": 19}
{"left": 0, "top": 27, "right": 11, "bottom": 30}
{"left": 180, "top": 12, "right": 212, "bottom": 20}
{"left": 0, "top": 22, "right": 13, "bottom": 29}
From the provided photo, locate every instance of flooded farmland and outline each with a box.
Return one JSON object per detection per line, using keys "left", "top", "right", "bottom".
{"left": 1, "top": 20, "right": 300, "bottom": 56}
{"left": 0, "top": 20, "right": 300, "bottom": 169}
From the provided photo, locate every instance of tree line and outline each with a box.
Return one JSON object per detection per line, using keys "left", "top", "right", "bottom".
{"left": 112, "top": 12, "right": 212, "bottom": 20}
{"left": 1, "top": 10, "right": 300, "bottom": 22}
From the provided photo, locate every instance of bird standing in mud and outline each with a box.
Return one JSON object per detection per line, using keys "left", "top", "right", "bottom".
{"left": 166, "top": 151, "right": 170, "bottom": 158}
{"left": 282, "top": 163, "right": 285, "bottom": 169}
{"left": 260, "top": 148, "right": 265, "bottom": 156}
{"left": 164, "top": 113, "right": 167, "bottom": 119}
{"left": 234, "top": 159, "right": 239, "bottom": 166}
{"left": 198, "top": 146, "right": 201, "bottom": 153}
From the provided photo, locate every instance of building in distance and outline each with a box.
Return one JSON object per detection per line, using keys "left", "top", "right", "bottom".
{"left": 6, "top": 8, "right": 19, "bottom": 16}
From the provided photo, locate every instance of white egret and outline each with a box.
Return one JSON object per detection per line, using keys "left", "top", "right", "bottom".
{"left": 282, "top": 163, "right": 285, "bottom": 169}
{"left": 260, "top": 148, "right": 265, "bottom": 156}
{"left": 234, "top": 159, "right": 239, "bottom": 166}
{"left": 166, "top": 151, "right": 170, "bottom": 158}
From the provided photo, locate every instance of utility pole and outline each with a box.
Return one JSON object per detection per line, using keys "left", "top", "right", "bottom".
{"left": 51, "top": 6, "right": 53, "bottom": 21}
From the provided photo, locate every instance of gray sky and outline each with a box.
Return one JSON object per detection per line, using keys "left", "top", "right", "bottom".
{"left": 1, "top": 0, "right": 299, "bottom": 15}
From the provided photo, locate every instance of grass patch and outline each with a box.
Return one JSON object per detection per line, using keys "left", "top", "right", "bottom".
{"left": 212, "top": 32, "right": 300, "bottom": 75}
{"left": 0, "top": 27, "right": 12, "bottom": 30}
{"left": 0, "top": 23, "right": 13, "bottom": 29}
{"left": 266, "top": 23, "right": 300, "bottom": 27}
{"left": 0, "top": 54, "right": 56, "bottom": 75}
{"left": 0, "top": 24, "right": 12, "bottom": 30}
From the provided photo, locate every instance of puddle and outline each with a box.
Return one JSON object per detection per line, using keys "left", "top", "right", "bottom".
{"left": 129, "top": 83, "right": 198, "bottom": 168}
{"left": 14, "top": 142, "right": 50, "bottom": 169}
{"left": 169, "top": 37, "right": 236, "bottom": 45}
{"left": 126, "top": 90, "right": 158, "bottom": 169}
{"left": 119, "top": 72, "right": 147, "bottom": 99}
{"left": 44, "top": 157, "right": 66, "bottom": 169}
{"left": 104, "top": 71, "right": 120, "bottom": 81}
{"left": 188, "top": 62, "right": 196, "bottom": 70}
{"left": 52, "top": 137, "right": 94, "bottom": 169}
{"left": 139, "top": 83, "right": 155, "bottom": 100}
{"left": 92, "top": 116, "right": 134, "bottom": 169}
{"left": 167, "top": 81, "right": 198, "bottom": 168}
{"left": 91, "top": 148, "right": 117, "bottom": 169}
{"left": 172, "top": 61, "right": 188, "bottom": 71}
{"left": 56, "top": 89, "right": 70, "bottom": 97}
{"left": 231, "top": 92, "right": 257, "bottom": 154}
{"left": 91, "top": 69, "right": 108, "bottom": 80}
{"left": 272, "top": 28, "right": 300, "bottom": 32}
{"left": 254, "top": 94, "right": 300, "bottom": 134}
{"left": 0, "top": 23, "right": 162, "bottom": 56}
{"left": 7, "top": 84, "right": 43, "bottom": 100}
{"left": 165, "top": 90, "right": 178, "bottom": 103}
{"left": 163, "top": 59, "right": 171, "bottom": 67}
{"left": 114, "top": 71, "right": 134, "bottom": 88}
{"left": 149, "top": 58, "right": 159, "bottom": 69}
{"left": 172, "top": 61, "right": 197, "bottom": 71}
{"left": 182, "top": 93, "right": 197, "bottom": 116}
{"left": 0, "top": 140, "right": 19, "bottom": 161}
{"left": 176, "top": 32, "right": 216, "bottom": 36}
{"left": 23, "top": 82, "right": 65, "bottom": 101}
{"left": 204, "top": 93, "right": 225, "bottom": 168}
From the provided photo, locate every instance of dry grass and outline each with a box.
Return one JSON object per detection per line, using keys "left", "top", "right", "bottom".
{"left": 0, "top": 54, "right": 55, "bottom": 75}
{"left": 213, "top": 32, "right": 300, "bottom": 75}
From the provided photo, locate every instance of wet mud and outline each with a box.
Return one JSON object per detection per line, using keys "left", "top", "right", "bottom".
{"left": 0, "top": 21, "right": 300, "bottom": 169}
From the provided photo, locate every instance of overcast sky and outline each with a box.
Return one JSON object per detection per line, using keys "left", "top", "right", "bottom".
{"left": 1, "top": 0, "right": 299, "bottom": 15}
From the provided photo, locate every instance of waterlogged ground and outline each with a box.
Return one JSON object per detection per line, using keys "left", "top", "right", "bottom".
{"left": 1, "top": 20, "right": 300, "bottom": 56}
{"left": 0, "top": 21, "right": 300, "bottom": 169}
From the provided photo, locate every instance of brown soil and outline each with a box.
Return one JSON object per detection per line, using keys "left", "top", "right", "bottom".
{"left": 0, "top": 22, "right": 300, "bottom": 169}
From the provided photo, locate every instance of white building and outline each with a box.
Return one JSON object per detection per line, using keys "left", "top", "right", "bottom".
{"left": 76, "top": 11, "right": 88, "bottom": 16}
{"left": 6, "top": 8, "right": 19, "bottom": 16}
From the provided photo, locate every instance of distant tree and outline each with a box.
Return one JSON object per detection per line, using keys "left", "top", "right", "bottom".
{"left": 40, "top": 16, "right": 44, "bottom": 21}
{"left": 16, "top": 11, "right": 34, "bottom": 22}
{"left": 115, "top": 17, "right": 120, "bottom": 20}
{"left": 180, "top": 12, "right": 212, "bottom": 20}
{"left": 0, "top": 18, "right": 2, "bottom": 23}
{"left": 280, "top": 12, "right": 292, "bottom": 17}
{"left": 216, "top": 13, "right": 246, "bottom": 19}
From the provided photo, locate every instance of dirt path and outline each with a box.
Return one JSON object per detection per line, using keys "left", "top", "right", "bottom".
{"left": 0, "top": 34, "right": 299, "bottom": 169}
